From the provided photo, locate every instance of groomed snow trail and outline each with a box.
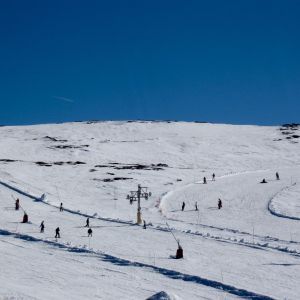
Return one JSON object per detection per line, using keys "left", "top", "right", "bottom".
{"left": 1, "top": 121, "right": 300, "bottom": 299}
{"left": 0, "top": 228, "right": 273, "bottom": 300}
{"left": 2, "top": 176, "right": 300, "bottom": 258}
{"left": 1, "top": 174, "right": 299, "bottom": 299}
{"left": 159, "top": 169, "right": 300, "bottom": 255}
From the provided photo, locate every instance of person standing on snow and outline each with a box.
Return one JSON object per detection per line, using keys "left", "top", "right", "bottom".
{"left": 195, "top": 202, "right": 198, "bottom": 211}
{"left": 22, "top": 212, "right": 29, "bottom": 223}
{"left": 88, "top": 228, "right": 93, "bottom": 237}
{"left": 176, "top": 243, "right": 183, "bottom": 259}
{"left": 15, "top": 198, "right": 20, "bottom": 210}
{"left": 181, "top": 201, "right": 185, "bottom": 211}
{"left": 85, "top": 218, "right": 90, "bottom": 228}
{"left": 59, "top": 203, "right": 64, "bottom": 212}
{"left": 276, "top": 172, "right": 280, "bottom": 180}
{"left": 218, "top": 199, "right": 222, "bottom": 209}
{"left": 55, "top": 227, "right": 60, "bottom": 238}
{"left": 40, "top": 221, "right": 45, "bottom": 233}
{"left": 203, "top": 177, "right": 207, "bottom": 184}
{"left": 212, "top": 173, "right": 215, "bottom": 181}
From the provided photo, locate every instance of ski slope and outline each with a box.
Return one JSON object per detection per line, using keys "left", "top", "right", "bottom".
{"left": 0, "top": 121, "right": 299, "bottom": 299}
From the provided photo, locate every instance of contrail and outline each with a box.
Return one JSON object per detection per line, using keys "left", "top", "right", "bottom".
{"left": 52, "top": 96, "right": 75, "bottom": 103}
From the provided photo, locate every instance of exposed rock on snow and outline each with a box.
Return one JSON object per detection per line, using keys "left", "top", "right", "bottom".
{"left": 146, "top": 291, "right": 179, "bottom": 300}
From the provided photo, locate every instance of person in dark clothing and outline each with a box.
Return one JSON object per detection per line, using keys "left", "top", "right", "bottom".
{"left": 22, "top": 212, "right": 28, "bottom": 223}
{"left": 176, "top": 244, "right": 183, "bottom": 259}
{"left": 143, "top": 220, "right": 147, "bottom": 229}
{"left": 212, "top": 173, "right": 215, "bottom": 181}
{"left": 15, "top": 198, "right": 20, "bottom": 210}
{"left": 260, "top": 178, "right": 267, "bottom": 184}
{"left": 181, "top": 201, "right": 185, "bottom": 211}
{"left": 218, "top": 199, "right": 222, "bottom": 209}
{"left": 55, "top": 227, "right": 60, "bottom": 238}
{"left": 276, "top": 172, "right": 280, "bottom": 180}
{"left": 85, "top": 218, "right": 90, "bottom": 228}
{"left": 59, "top": 203, "right": 64, "bottom": 212}
{"left": 195, "top": 202, "right": 198, "bottom": 211}
{"left": 88, "top": 228, "right": 93, "bottom": 237}
{"left": 203, "top": 177, "right": 207, "bottom": 184}
{"left": 40, "top": 221, "right": 45, "bottom": 233}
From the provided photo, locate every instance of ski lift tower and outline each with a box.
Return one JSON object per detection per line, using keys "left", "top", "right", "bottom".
{"left": 127, "top": 184, "right": 151, "bottom": 224}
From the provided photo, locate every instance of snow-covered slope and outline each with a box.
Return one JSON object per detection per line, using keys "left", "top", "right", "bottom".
{"left": 0, "top": 121, "right": 299, "bottom": 299}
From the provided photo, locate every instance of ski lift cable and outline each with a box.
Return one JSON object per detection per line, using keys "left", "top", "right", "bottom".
{"left": 166, "top": 222, "right": 180, "bottom": 246}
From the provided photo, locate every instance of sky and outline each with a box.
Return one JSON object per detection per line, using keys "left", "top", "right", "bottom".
{"left": 0, "top": 0, "right": 299, "bottom": 126}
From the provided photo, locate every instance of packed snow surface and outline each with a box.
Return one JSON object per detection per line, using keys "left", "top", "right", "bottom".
{"left": 0, "top": 121, "right": 299, "bottom": 299}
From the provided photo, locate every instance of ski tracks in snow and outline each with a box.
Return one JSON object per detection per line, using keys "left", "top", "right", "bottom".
{"left": 1, "top": 176, "right": 300, "bottom": 259}
{"left": 268, "top": 182, "right": 300, "bottom": 221}
{"left": 158, "top": 170, "right": 300, "bottom": 257}
{"left": 0, "top": 228, "right": 274, "bottom": 300}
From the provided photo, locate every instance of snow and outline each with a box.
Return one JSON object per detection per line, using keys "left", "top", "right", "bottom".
{"left": 0, "top": 121, "right": 299, "bottom": 299}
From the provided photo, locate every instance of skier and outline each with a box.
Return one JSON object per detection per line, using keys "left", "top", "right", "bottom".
{"left": 181, "top": 201, "right": 185, "bottom": 211}
{"left": 55, "top": 227, "right": 60, "bottom": 238}
{"left": 15, "top": 198, "right": 20, "bottom": 210}
{"left": 203, "top": 177, "right": 207, "bottom": 184}
{"left": 85, "top": 218, "right": 90, "bottom": 228}
{"left": 22, "top": 212, "right": 28, "bottom": 223}
{"left": 143, "top": 220, "right": 147, "bottom": 229}
{"left": 218, "top": 199, "right": 222, "bottom": 210}
{"left": 40, "top": 221, "right": 45, "bottom": 233}
{"left": 175, "top": 243, "right": 183, "bottom": 259}
{"left": 260, "top": 178, "right": 267, "bottom": 184}
{"left": 59, "top": 202, "right": 64, "bottom": 212}
{"left": 276, "top": 172, "right": 280, "bottom": 180}
{"left": 88, "top": 228, "right": 93, "bottom": 237}
{"left": 212, "top": 173, "right": 215, "bottom": 181}
{"left": 195, "top": 201, "right": 198, "bottom": 211}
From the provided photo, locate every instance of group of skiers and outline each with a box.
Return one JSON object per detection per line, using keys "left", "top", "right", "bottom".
{"left": 181, "top": 172, "right": 280, "bottom": 212}
{"left": 181, "top": 198, "right": 222, "bottom": 211}
{"left": 12, "top": 171, "right": 282, "bottom": 261}
{"left": 14, "top": 199, "right": 93, "bottom": 238}
{"left": 181, "top": 173, "right": 220, "bottom": 211}
{"left": 14, "top": 198, "right": 29, "bottom": 223}
{"left": 202, "top": 173, "right": 216, "bottom": 185}
{"left": 260, "top": 172, "right": 280, "bottom": 184}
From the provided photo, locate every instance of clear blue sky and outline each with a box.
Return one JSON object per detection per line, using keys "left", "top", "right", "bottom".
{"left": 0, "top": 0, "right": 299, "bottom": 125}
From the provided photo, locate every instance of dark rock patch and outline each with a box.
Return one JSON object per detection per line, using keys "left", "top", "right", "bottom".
{"left": 53, "top": 161, "right": 86, "bottom": 166}
{"left": 156, "top": 163, "right": 168, "bottom": 168}
{"left": 35, "top": 161, "right": 86, "bottom": 167}
{"left": 35, "top": 161, "right": 52, "bottom": 167}
{"left": 0, "top": 159, "right": 18, "bottom": 163}
{"left": 93, "top": 177, "right": 133, "bottom": 182}
{"left": 48, "top": 144, "right": 89, "bottom": 150}
{"left": 94, "top": 163, "right": 168, "bottom": 171}
{"left": 278, "top": 124, "right": 300, "bottom": 142}
{"left": 44, "top": 136, "right": 68, "bottom": 142}
{"left": 282, "top": 123, "right": 299, "bottom": 128}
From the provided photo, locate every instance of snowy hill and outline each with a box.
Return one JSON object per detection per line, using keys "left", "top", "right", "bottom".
{"left": 0, "top": 121, "right": 299, "bottom": 299}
